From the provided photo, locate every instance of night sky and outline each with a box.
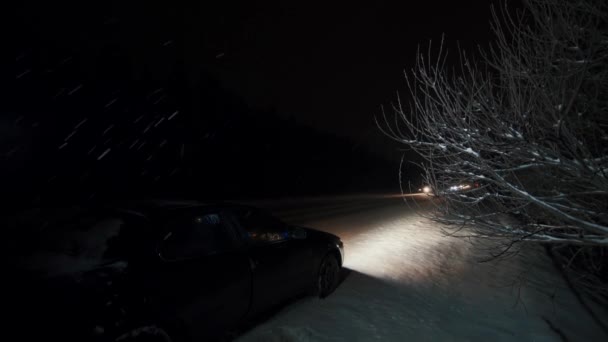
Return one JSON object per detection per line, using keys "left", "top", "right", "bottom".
{"left": 207, "top": 1, "right": 502, "bottom": 149}
{"left": 3, "top": 0, "right": 515, "bottom": 208}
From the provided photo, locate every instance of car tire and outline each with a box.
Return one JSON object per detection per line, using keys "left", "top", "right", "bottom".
{"left": 114, "top": 325, "right": 174, "bottom": 342}
{"left": 316, "top": 253, "right": 340, "bottom": 298}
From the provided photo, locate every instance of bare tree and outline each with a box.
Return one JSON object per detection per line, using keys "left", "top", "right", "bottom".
{"left": 379, "top": 0, "right": 608, "bottom": 303}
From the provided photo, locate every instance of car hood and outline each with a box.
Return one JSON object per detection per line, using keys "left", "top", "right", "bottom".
{"left": 296, "top": 226, "right": 344, "bottom": 265}
{"left": 295, "top": 226, "right": 341, "bottom": 242}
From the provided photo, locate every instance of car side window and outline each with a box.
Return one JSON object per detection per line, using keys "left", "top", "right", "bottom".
{"left": 236, "top": 208, "right": 288, "bottom": 244}
{"left": 160, "top": 211, "right": 236, "bottom": 261}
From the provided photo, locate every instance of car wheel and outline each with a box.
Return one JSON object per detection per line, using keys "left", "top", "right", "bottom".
{"left": 317, "top": 253, "right": 340, "bottom": 298}
{"left": 115, "top": 325, "right": 174, "bottom": 342}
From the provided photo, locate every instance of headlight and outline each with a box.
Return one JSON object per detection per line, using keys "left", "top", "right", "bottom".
{"left": 337, "top": 240, "right": 345, "bottom": 264}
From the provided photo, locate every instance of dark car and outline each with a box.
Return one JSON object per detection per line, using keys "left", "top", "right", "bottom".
{"left": 5, "top": 201, "right": 344, "bottom": 341}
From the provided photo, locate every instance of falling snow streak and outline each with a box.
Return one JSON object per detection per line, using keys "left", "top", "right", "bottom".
{"left": 15, "top": 52, "right": 26, "bottom": 61}
{"left": 60, "top": 56, "right": 73, "bottom": 65}
{"left": 53, "top": 88, "right": 66, "bottom": 99}
{"left": 67, "top": 84, "right": 83, "bottom": 95}
{"left": 16, "top": 69, "right": 31, "bottom": 79}
{"left": 168, "top": 111, "right": 179, "bottom": 120}
{"left": 64, "top": 130, "right": 77, "bottom": 141}
{"left": 104, "top": 98, "right": 118, "bottom": 108}
{"left": 148, "top": 88, "right": 163, "bottom": 97}
{"left": 153, "top": 94, "right": 167, "bottom": 105}
{"left": 87, "top": 145, "right": 97, "bottom": 155}
{"left": 129, "top": 139, "right": 140, "bottom": 149}
{"left": 97, "top": 148, "right": 111, "bottom": 160}
{"left": 143, "top": 124, "right": 153, "bottom": 134}
{"left": 102, "top": 125, "right": 114, "bottom": 135}
{"left": 74, "top": 118, "right": 88, "bottom": 129}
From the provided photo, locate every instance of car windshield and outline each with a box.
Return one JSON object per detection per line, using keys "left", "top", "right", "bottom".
{"left": 237, "top": 208, "right": 288, "bottom": 243}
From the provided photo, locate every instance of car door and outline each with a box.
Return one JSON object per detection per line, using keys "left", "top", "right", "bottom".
{"left": 232, "top": 207, "right": 313, "bottom": 316}
{"left": 144, "top": 208, "right": 251, "bottom": 340}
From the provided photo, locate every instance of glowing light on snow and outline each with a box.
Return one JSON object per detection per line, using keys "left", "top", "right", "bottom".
{"left": 341, "top": 210, "right": 471, "bottom": 284}
{"left": 238, "top": 197, "right": 605, "bottom": 341}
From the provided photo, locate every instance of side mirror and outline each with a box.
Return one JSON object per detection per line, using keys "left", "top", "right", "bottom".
{"left": 289, "top": 227, "right": 307, "bottom": 240}
{"left": 157, "top": 242, "right": 175, "bottom": 262}
{"left": 157, "top": 231, "right": 179, "bottom": 262}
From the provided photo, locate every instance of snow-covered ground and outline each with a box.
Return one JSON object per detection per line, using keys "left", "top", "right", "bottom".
{"left": 237, "top": 197, "right": 606, "bottom": 341}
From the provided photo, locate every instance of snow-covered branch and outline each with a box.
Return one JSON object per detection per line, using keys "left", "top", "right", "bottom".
{"left": 379, "top": 0, "right": 608, "bottom": 254}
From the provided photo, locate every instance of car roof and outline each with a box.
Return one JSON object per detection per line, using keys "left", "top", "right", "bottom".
{"left": 107, "top": 199, "right": 203, "bottom": 217}
{"left": 108, "top": 199, "right": 253, "bottom": 218}
{"left": 5, "top": 200, "right": 252, "bottom": 236}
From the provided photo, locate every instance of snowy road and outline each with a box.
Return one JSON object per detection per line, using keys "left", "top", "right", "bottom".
{"left": 236, "top": 194, "right": 606, "bottom": 342}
